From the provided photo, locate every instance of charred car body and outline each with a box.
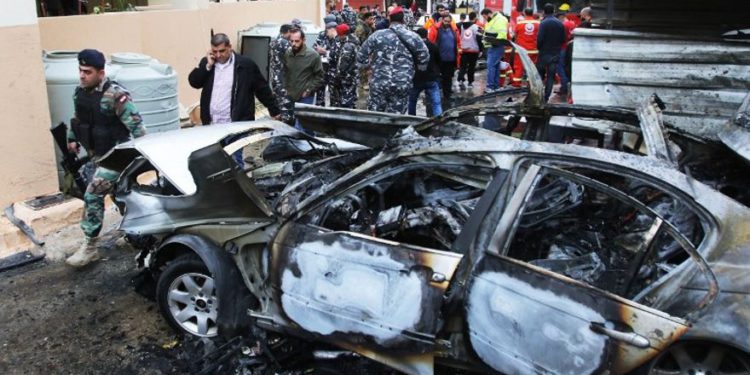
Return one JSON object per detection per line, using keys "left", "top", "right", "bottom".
{"left": 98, "top": 80, "right": 750, "bottom": 374}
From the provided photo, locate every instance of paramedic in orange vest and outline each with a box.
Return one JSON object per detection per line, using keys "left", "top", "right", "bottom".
{"left": 511, "top": 7, "right": 540, "bottom": 87}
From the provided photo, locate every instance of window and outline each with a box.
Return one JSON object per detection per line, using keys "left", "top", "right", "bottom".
{"left": 504, "top": 165, "right": 706, "bottom": 301}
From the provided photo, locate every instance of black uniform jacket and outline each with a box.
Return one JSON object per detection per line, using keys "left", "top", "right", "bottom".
{"left": 188, "top": 52, "right": 280, "bottom": 125}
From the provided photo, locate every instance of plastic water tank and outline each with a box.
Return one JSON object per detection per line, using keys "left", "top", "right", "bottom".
{"left": 109, "top": 52, "right": 179, "bottom": 133}
{"left": 44, "top": 50, "right": 99, "bottom": 129}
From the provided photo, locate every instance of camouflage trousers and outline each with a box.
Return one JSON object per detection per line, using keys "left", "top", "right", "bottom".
{"left": 331, "top": 79, "right": 357, "bottom": 108}
{"left": 81, "top": 166, "right": 119, "bottom": 238}
{"left": 274, "top": 87, "right": 295, "bottom": 125}
{"left": 367, "top": 82, "right": 411, "bottom": 114}
{"left": 315, "top": 66, "right": 336, "bottom": 107}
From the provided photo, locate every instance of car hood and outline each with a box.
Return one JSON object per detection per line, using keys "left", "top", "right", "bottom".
{"left": 99, "top": 120, "right": 365, "bottom": 195}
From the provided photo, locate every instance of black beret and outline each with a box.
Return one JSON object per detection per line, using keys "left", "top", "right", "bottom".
{"left": 78, "top": 49, "right": 105, "bottom": 69}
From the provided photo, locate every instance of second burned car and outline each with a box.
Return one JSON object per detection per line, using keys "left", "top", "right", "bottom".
{"left": 99, "top": 109, "right": 750, "bottom": 374}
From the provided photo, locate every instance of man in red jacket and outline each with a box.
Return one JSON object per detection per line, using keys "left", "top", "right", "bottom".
{"left": 511, "top": 7, "right": 540, "bottom": 87}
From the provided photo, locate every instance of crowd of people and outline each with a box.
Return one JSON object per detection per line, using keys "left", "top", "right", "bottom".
{"left": 187, "top": 1, "right": 593, "bottom": 134}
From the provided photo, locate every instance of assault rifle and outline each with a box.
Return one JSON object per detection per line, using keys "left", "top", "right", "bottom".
{"left": 50, "top": 122, "right": 88, "bottom": 196}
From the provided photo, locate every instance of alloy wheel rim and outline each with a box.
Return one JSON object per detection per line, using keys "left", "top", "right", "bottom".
{"left": 167, "top": 272, "right": 218, "bottom": 337}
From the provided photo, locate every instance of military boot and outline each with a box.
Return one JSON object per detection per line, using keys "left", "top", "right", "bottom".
{"left": 66, "top": 237, "right": 101, "bottom": 267}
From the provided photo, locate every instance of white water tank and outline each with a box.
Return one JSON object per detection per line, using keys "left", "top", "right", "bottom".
{"left": 109, "top": 52, "right": 180, "bottom": 133}
{"left": 43, "top": 51, "right": 179, "bottom": 133}
{"left": 44, "top": 50, "right": 98, "bottom": 130}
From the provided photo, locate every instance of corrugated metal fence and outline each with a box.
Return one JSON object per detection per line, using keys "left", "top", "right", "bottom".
{"left": 571, "top": 28, "right": 750, "bottom": 140}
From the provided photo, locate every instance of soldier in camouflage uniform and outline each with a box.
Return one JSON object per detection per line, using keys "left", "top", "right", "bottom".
{"left": 355, "top": 11, "right": 376, "bottom": 97}
{"left": 355, "top": 12, "right": 375, "bottom": 44}
{"left": 341, "top": 4, "right": 358, "bottom": 30}
{"left": 331, "top": 24, "right": 359, "bottom": 108}
{"left": 313, "top": 19, "right": 340, "bottom": 106}
{"left": 66, "top": 49, "right": 146, "bottom": 267}
{"left": 269, "top": 24, "right": 295, "bottom": 124}
{"left": 357, "top": 7, "right": 429, "bottom": 114}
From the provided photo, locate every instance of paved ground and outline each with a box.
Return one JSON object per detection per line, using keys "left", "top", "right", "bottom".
{"left": 0, "top": 224, "right": 188, "bottom": 375}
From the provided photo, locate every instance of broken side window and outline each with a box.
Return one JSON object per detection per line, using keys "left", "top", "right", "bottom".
{"left": 502, "top": 164, "right": 708, "bottom": 306}
{"left": 305, "top": 160, "right": 497, "bottom": 252}
{"left": 118, "top": 156, "right": 182, "bottom": 196}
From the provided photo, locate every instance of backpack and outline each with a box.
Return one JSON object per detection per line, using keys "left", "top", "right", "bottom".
{"left": 459, "top": 23, "right": 479, "bottom": 51}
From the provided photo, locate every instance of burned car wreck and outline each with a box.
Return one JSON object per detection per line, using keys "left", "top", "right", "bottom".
{"left": 96, "top": 84, "right": 750, "bottom": 374}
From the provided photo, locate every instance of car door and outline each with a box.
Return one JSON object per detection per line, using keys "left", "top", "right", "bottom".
{"left": 270, "top": 159, "right": 497, "bottom": 354}
{"left": 466, "top": 163, "right": 718, "bottom": 375}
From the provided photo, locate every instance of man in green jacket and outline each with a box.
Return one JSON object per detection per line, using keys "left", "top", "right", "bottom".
{"left": 283, "top": 28, "right": 324, "bottom": 133}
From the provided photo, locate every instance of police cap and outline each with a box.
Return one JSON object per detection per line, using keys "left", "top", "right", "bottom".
{"left": 78, "top": 49, "right": 106, "bottom": 69}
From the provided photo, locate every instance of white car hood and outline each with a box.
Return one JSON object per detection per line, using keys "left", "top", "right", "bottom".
{"left": 99, "top": 120, "right": 366, "bottom": 195}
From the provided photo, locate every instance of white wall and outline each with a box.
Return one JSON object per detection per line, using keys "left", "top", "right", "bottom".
{"left": 0, "top": 1, "right": 39, "bottom": 27}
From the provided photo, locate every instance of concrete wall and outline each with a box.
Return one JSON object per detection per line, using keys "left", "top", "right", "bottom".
{"left": 38, "top": 0, "right": 323, "bottom": 107}
{"left": 0, "top": 2, "right": 57, "bottom": 207}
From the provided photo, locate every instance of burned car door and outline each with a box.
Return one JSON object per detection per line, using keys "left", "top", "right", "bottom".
{"left": 270, "top": 159, "right": 497, "bottom": 353}
{"left": 466, "top": 163, "right": 718, "bottom": 375}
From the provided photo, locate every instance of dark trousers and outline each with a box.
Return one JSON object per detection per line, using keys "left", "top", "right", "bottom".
{"left": 537, "top": 55, "right": 559, "bottom": 102}
{"left": 439, "top": 61, "right": 456, "bottom": 99}
{"left": 457, "top": 52, "right": 479, "bottom": 84}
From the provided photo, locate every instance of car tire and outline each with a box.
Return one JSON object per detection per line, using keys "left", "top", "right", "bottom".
{"left": 637, "top": 340, "right": 750, "bottom": 375}
{"left": 156, "top": 255, "right": 219, "bottom": 338}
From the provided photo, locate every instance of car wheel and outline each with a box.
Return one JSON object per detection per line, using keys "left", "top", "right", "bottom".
{"left": 156, "top": 255, "right": 219, "bottom": 338}
{"left": 643, "top": 340, "right": 750, "bottom": 375}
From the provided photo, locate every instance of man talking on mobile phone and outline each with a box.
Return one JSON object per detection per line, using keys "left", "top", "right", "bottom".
{"left": 188, "top": 33, "right": 281, "bottom": 167}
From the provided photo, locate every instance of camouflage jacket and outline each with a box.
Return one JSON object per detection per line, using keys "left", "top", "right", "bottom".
{"left": 356, "top": 23, "right": 429, "bottom": 86}
{"left": 268, "top": 34, "right": 291, "bottom": 90}
{"left": 68, "top": 78, "right": 145, "bottom": 142}
{"left": 354, "top": 20, "right": 374, "bottom": 44}
{"left": 341, "top": 7, "right": 358, "bottom": 29}
{"left": 336, "top": 34, "right": 360, "bottom": 82}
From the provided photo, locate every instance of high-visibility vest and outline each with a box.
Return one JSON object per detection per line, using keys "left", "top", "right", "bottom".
{"left": 482, "top": 13, "right": 508, "bottom": 48}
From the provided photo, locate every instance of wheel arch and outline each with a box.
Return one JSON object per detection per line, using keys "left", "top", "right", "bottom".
{"left": 155, "top": 233, "right": 258, "bottom": 338}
